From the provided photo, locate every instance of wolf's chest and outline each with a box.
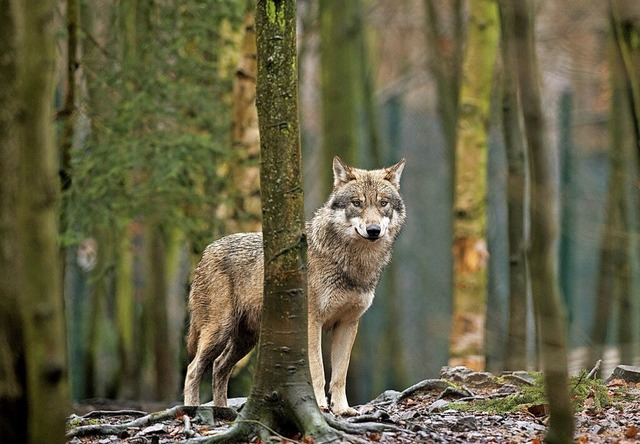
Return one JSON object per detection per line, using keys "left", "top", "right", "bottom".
{"left": 318, "top": 286, "right": 375, "bottom": 326}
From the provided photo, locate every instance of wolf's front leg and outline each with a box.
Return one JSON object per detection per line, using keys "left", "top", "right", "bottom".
{"left": 308, "top": 318, "right": 327, "bottom": 410}
{"left": 328, "top": 321, "right": 359, "bottom": 416}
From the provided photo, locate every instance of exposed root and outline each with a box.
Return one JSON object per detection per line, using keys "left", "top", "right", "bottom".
{"left": 66, "top": 405, "right": 233, "bottom": 439}
{"left": 395, "top": 379, "right": 452, "bottom": 403}
{"left": 324, "top": 413, "right": 403, "bottom": 435}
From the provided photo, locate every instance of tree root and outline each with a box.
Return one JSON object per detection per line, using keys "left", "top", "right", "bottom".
{"left": 67, "top": 403, "right": 402, "bottom": 443}
{"left": 66, "top": 405, "right": 234, "bottom": 439}
{"left": 395, "top": 379, "right": 452, "bottom": 403}
{"left": 324, "top": 413, "right": 402, "bottom": 435}
{"left": 175, "top": 411, "right": 402, "bottom": 444}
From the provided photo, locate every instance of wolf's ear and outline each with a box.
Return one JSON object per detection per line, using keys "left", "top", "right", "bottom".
{"left": 384, "top": 158, "right": 405, "bottom": 189}
{"left": 333, "top": 156, "right": 356, "bottom": 187}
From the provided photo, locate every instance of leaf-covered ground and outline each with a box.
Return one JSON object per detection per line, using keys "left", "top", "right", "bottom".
{"left": 66, "top": 366, "right": 640, "bottom": 443}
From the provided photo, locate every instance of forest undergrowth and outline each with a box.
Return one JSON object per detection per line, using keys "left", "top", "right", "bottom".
{"left": 66, "top": 364, "right": 640, "bottom": 443}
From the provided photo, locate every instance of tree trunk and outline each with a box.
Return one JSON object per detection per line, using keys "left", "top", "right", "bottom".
{"left": 217, "top": 0, "right": 337, "bottom": 440}
{"left": 227, "top": 3, "right": 262, "bottom": 234}
{"left": 509, "top": 1, "right": 574, "bottom": 442}
{"left": 451, "top": 0, "right": 499, "bottom": 368}
{"left": 590, "top": 18, "right": 638, "bottom": 367}
{"left": 609, "top": 0, "right": 640, "bottom": 364}
{"left": 59, "top": 0, "right": 78, "bottom": 323}
{"left": 0, "top": 0, "right": 28, "bottom": 440}
{"left": 423, "top": 0, "right": 463, "bottom": 154}
{"left": 610, "top": 0, "right": 640, "bottom": 164}
{"left": 319, "top": 0, "right": 360, "bottom": 195}
{"left": 12, "top": 0, "right": 71, "bottom": 441}
{"left": 146, "top": 224, "right": 176, "bottom": 400}
{"left": 113, "top": 0, "right": 138, "bottom": 399}
{"left": 421, "top": 1, "right": 461, "bottom": 378}
{"left": 498, "top": 0, "right": 529, "bottom": 371}
{"left": 115, "top": 227, "right": 136, "bottom": 398}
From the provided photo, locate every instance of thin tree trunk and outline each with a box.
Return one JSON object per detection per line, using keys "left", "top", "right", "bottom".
{"left": 146, "top": 224, "right": 176, "bottom": 400}
{"left": 422, "top": 0, "right": 462, "bottom": 377}
{"left": 610, "top": 0, "right": 640, "bottom": 163}
{"left": 509, "top": 1, "right": 574, "bottom": 442}
{"left": 423, "top": 0, "right": 463, "bottom": 154}
{"left": 451, "top": 0, "right": 499, "bottom": 368}
{"left": 13, "top": 0, "right": 71, "bottom": 441}
{"left": 319, "top": 0, "right": 360, "bottom": 195}
{"left": 59, "top": 0, "right": 78, "bottom": 325}
{"left": 590, "top": 46, "right": 626, "bottom": 363}
{"left": 498, "top": 0, "right": 529, "bottom": 371}
{"left": 58, "top": 0, "right": 78, "bottom": 193}
{"left": 609, "top": 0, "right": 640, "bottom": 365}
{"left": 113, "top": 0, "right": 137, "bottom": 399}
{"left": 0, "top": 0, "right": 28, "bottom": 439}
{"left": 227, "top": 3, "right": 262, "bottom": 234}
{"left": 591, "top": 17, "right": 637, "bottom": 366}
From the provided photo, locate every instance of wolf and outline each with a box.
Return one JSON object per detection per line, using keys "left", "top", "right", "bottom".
{"left": 183, "top": 156, "right": 406, "bottom": 416}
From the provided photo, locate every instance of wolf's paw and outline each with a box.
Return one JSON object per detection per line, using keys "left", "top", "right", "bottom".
{"left": 331, "top": 405, "right": 359, "bottom": 417}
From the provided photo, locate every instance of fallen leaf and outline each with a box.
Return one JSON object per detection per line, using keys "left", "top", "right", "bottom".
{"left": 625, "top": 425, "right": 638, "bottom": 439}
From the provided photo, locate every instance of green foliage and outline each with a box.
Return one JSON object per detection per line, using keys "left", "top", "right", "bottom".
{"left": 63, "top": 0, "right": 244, "bottom": 253}
{"left": 569, "top": 371, "right": 612, "bottom": 412}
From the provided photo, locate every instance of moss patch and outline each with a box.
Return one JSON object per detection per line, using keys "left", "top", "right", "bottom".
{"left": 449, "top": 371, "right": 612, "bottom": 414}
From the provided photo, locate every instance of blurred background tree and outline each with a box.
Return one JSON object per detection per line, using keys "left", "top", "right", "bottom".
{"left": 8, "top": 0, "right": 632, "bottom": 409}
{"left": 1, "top": 0, "right": 70, "bottom": 442}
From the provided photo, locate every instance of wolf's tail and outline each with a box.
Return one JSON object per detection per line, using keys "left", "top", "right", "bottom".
{"left": 186, "top": 315, "right": 198, "bottom": 359}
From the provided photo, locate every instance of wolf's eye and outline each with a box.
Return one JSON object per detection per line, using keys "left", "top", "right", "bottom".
{"left": 380, "top": 200, "right": 388, "bottom": 207}
{"left": 352, "top": 199, "right": 361, "bottom": 207}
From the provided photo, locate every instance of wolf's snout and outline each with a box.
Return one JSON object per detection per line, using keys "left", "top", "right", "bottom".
{"left": 366, "top": 224, "right": 381, "bottom": 238}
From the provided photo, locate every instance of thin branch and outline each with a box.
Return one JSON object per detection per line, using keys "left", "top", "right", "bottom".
{"left": 586, "top": 359, "right": 603, "bottom": 380}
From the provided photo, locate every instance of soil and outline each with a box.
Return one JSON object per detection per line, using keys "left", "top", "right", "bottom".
{"left": 66, "top": 366, "right": 640, "bottom": 444}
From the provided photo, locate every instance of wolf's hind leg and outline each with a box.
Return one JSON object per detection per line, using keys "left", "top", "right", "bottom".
{"left": 184, "top": 336, "right": 225, "bottom": 406}
{"left": 328, "top": 321, "right": 359, "bottom": 416}
{"left": 212, "top": 334, "right": 256, "bottom": 406}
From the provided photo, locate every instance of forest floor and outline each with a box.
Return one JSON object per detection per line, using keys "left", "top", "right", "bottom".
{"left": 66, "top": 365, "right": 640, "bottom": 444}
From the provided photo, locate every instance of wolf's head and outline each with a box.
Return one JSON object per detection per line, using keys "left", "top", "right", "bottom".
{"left": 326, "top": 156, "right": 406, "bottom": 243}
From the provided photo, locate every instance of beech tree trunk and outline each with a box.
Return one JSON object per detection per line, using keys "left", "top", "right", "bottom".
{"left": 227, "top": 3, "right": 262, "bottom": 234}
{"left": 508, "top": 1, "right": 574, "bottom": 442}
{"left": 590, "top": 17, "right": 638, "bottom": 367}
{"left": 319, "top": 0, "right": 360, "bottom": 195}
{"left": 217, "top": 0, "right": 337, "bottom": 439}
{"left": 146, "top": 224, "right": 176, "bottom": 400}
{"left": 114, "top": 0, "right": 137, "bottom": 399}
{"left": 12, "top": 0, "right": 71, "bottom": 441}
{"left": 423, "top": 0, "right": 463, "bottom": 153}
{"left": 610, "top": 0, "right": 640, "bottom": 161}
{"left": 0, "top": 0, "right": 28, "bottom": 440}
{"left": 451, "top": 0, "right": 499, "bottom": 368}
{"left": 499, "top": 0, "right": 529, "bottom": 371}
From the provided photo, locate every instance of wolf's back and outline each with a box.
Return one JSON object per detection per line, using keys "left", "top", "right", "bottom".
{"left": 187, "top": 232, "right": 264, "bottom": 358}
